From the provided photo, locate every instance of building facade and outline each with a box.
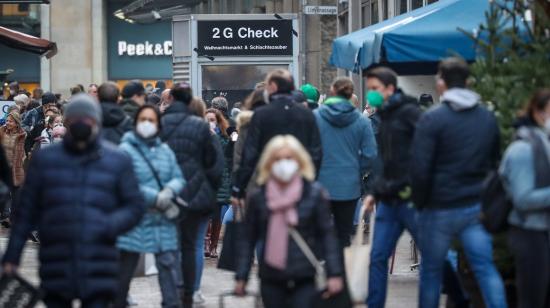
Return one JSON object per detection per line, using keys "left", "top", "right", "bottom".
{"left": 1, "top": 0, "right": 339, "bottom": 98}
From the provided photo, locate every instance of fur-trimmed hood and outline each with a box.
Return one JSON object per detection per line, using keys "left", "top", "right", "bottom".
{"left": 236, "top": 110, "right": 254, "bottom": 132}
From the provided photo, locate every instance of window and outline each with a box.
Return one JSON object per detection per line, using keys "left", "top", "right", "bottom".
{"left": 0, "top": 4, "right": 41, "bottom": 35}
{"left": 362, "top": 3, "right": 371, "bottom": 27}
{"left": 201, "top": 64, "right": 287, "bottom": 108}
{"left": 412, "top": 0, "right": 423, "bottom": 9}
{"left": 371, "top": 1, "right": 378, "bottom": 24}
{"left": 396, "top": 0, "right": 408, "bottom": 14}
{"left": 427, "top": 0, "right": 438, "bottom": 3}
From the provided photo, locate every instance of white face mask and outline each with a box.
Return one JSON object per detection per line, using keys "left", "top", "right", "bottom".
{"left": 271, "top": 159, "right": 299, "bottom": 183}
{"left": 209, "top": 121, "right": 217, "bottom": 130}
{"left": 136, "top": 121, "right": 158, "bottom": 139}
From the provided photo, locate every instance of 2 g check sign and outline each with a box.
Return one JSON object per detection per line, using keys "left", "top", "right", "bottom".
{"left": 211, "top": 27, "right": 280, "bottom": 39}
{"left": 197, "top": 20, "right": 293, "bottom": 57}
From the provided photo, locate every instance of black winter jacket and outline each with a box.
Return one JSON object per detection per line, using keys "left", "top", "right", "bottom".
{"left": 100, "top": 102, "right": 133, "bottom": 145}
{"left": 161, "top": 102, "right": 224, "bottom": 213}
{"left": 236, "top": 180, "right": 342, "bottom": 282}
{"left": 411, "top": 92, "right": 500, "bottom": 209}
{"left": 373, "top": 90, "right": 422, "bottom": 203}
{"left": 233, "top": 94, "right": 322, "bottom": 197}
{"left": 2, "top": 140, "right": 145, "bottom": 300}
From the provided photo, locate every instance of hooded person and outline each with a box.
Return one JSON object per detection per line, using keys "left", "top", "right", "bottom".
{"left": 2, "top": 94, "right": 145, "bottom": 308}
{"left": 314, "top": 77, "right": 377, "bottom": 250}
{"left": 410, "top": 57, "right": 505, "bottom": 308}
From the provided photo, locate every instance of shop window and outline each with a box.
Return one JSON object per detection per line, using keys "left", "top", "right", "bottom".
{"left": 201, "top": 64, "right": 287, "bottom": 108}
{"left": 412, "top": 0, "right": 423, "bottom": 9}
{"left": 0, "top": 4, "right": 41, "bottom": 35}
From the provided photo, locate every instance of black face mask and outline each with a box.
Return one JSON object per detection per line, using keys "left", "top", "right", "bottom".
{"left": 69, "top": 121, "right": 93, "bottom": 142}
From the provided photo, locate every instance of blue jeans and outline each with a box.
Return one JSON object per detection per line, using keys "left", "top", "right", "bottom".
{"left": 418, "top": 203, "right": 507, "bottom": 308}
{"left": 194, "top": 217, "right": 209, "bottom": 291}
{"left": 222, "top": 206, "right": 234, "bottom": 224}
{"left": 156, "top": 250, "right": 183, "bottom": 308}
{"left": 367, "top": 202, "right": 419, "bottom": 308}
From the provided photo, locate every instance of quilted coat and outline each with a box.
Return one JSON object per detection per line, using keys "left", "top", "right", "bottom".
{"left": 161, "top": 102, "right": 224, "bottom": 213}
{"left": 117, "top": 131, "right": 185, "bottom": 253}
{"left": 2, "top": 140, "right": 145, "bottom": 300}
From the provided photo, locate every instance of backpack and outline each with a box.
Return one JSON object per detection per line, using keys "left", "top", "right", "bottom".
{"left": 480, "top": 170, "right": 513, "bottom": 233}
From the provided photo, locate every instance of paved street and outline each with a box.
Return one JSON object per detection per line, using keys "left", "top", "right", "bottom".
{"left": 0, "top": 229, "right": 425, "bottom": 308}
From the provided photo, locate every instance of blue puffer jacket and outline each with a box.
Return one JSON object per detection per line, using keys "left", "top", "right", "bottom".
{"left": 2, "top": 140, "right": 145, "bottom": 300}
{"left": 117, "top": 132, "right": 185, "bottom": 253}
{"left": 314, "top": 97, "right": 377, "bottom": 200}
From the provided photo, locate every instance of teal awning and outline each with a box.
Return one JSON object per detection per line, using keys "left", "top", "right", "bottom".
{"left": 329, "top": 0, "right": 489, "bottom": 72}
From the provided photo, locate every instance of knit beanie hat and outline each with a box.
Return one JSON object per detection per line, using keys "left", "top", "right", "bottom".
{"left": 64, "top": 94, "right": 102, "bottom": 124}
{"left": 211, "top": 96, "right": 228, "bottom": 112}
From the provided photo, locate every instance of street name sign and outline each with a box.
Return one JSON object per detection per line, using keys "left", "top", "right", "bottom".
{"left": 304, "top": 6, "right": 338, "bottom": 15}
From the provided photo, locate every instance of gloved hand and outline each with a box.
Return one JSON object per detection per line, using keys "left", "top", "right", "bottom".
{"left": 164, "top": 201, "right": 180, "bottom": 220}
{"left": 156, "top": 188, "right": 174, "bottom": 211}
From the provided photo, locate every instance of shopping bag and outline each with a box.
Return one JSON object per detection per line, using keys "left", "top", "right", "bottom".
{"left": 313, "top": 285, "right": 353, "bottom": 308}
{"left": 0, "top": 273, "right": 41, "bottom": 308}
{"left": 218, "top": 291, "right": 261, "bottom": 308}
{"left": 344, "top": 205, "right": 375, "bottom": 305}
{"left": 217, "top": 206, "right": 243, "bottom": 271}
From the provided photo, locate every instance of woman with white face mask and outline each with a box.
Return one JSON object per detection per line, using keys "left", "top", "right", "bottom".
{"left": 234, "top": 135, "right": 344, "bottom": 308}
{"left": 114, "top": 105, "right": 186, "bottom": 308}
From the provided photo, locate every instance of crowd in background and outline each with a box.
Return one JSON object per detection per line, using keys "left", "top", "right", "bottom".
{"left": 0, "top": 56, "right": 548, "bottom": 308}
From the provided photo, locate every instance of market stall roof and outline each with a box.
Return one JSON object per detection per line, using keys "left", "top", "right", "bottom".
{"left": 0, "top": 25, "right": 57, "bottom": 58}
{"left": 330, "top": 0, "right": 489, "bottom": 73}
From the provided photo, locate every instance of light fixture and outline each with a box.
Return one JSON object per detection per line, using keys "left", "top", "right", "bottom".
{"left": 151, "top": 10, "right": 161, "bottom": 20}
{"left": 114, "top": 9, "right": 125, "bottom": 20}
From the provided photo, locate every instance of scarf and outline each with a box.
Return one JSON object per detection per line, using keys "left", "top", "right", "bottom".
{"left": 264, "top": 175, "right": 303, "bottom": 270}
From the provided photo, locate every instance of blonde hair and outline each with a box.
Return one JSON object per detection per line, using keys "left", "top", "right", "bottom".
{"left": 256, "top": 135, "right": 315, "bottom": 185}
{"left": 189, "top": 96, "right": 206, "bottom": 117}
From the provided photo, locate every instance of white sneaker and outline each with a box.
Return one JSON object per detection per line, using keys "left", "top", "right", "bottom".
{"left": 193, "top": 291, "right": 206, "bottom": 304}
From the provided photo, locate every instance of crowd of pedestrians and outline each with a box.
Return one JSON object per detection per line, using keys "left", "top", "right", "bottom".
{"left": 0, "top": 56, "right": 548, "bottom": 308}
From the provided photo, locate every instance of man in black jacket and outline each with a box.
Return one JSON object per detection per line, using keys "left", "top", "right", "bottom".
{"left": 231, "top": 69, "right": 322, "bottom": 203}
{"left": 98, "top": 82, "right": 133, "bottom": 144}
{"left": 362, "top": 67, "right": 422, "bottom": 308}
{"left": 2, "top": 94, "right": 144, "bottom": 307}
{"left": 161, "top": 83, "right": 224, "bottom": 307}
{"left": 411, "top": 57, "right": 505, "bottom": 308}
